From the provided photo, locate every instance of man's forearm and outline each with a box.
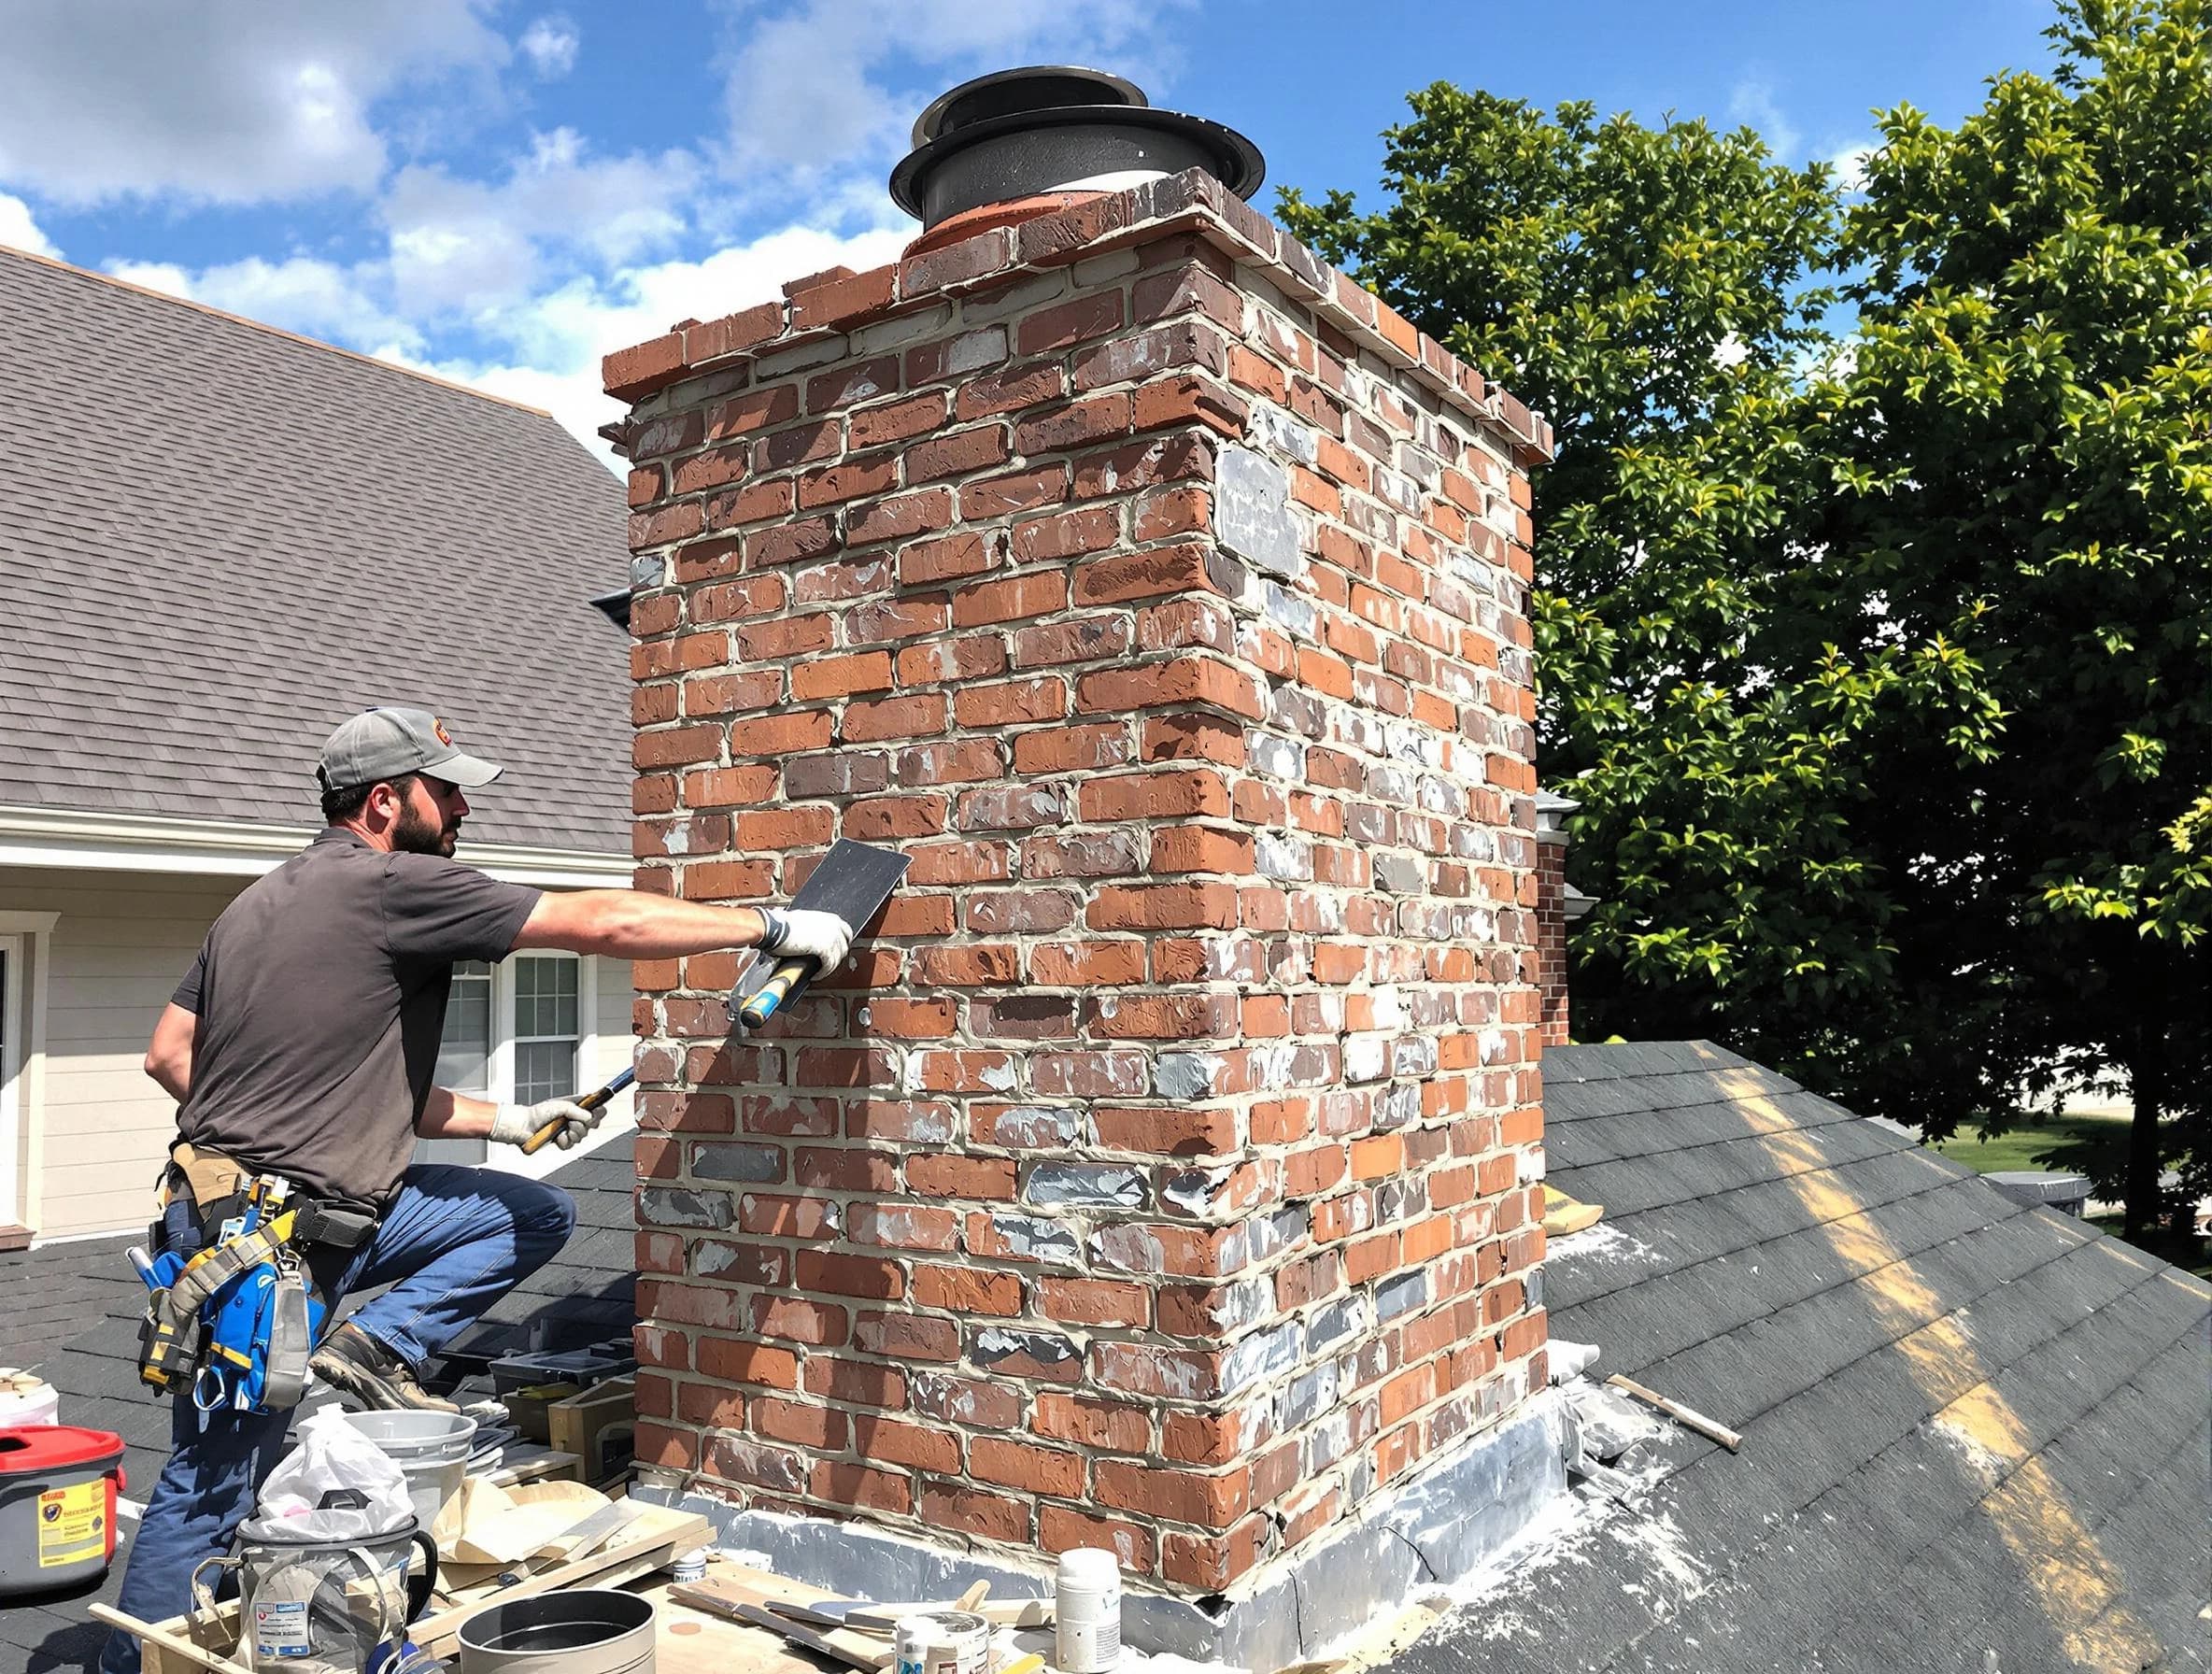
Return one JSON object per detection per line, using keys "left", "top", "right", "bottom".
{"left": 513, "top": 889, "right": 772, "bottom": 958}
{"left": 416, "top": 1087, "right": 498, "bottom": 1140}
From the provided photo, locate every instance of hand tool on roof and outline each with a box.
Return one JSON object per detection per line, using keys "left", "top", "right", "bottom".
{"left": 677, "top": 1597, "right": 887, "bottom": 1670}
{"left": 737, "top": 840, "right": 911, "bottom": 1029}
{"left": 769, "top": 1595, "right": 1053, "bottom": 1633}
{"left": 1606, "top": 1373, "right": 1743, "bottom": 1452}
{"left": 520, "top": 1064, "right": 638, "bottom": 1156}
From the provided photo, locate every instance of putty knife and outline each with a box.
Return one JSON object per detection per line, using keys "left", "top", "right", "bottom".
{"left": 736, "top": 840, "right": 909, "bottom": 1029}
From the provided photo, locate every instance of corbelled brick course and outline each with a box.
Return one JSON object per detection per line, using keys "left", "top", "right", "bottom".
{"left": 610, "top": 167, "right": 1553, "bottom": 1598}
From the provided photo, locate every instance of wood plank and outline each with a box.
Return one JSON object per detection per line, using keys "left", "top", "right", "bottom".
{"left": 484, "top": 1445, "right": 585, "bottom": 1486}
{"left": 88, "top": 1606, "right": 249, "bottom": 1674}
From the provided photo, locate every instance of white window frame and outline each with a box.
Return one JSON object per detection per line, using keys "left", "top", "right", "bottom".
{"left": 500, "top": 951, "right": 590, "bottom": 1106}
{"left": 0, "top": 911, "right": 59, "bottom": 1234}
{"left": 421, "top": 953, "right": 607, "bottom": 1174}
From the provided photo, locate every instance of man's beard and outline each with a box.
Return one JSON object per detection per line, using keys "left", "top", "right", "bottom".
{"left": 394, "top": 802, "right": 459, "bottom": 858}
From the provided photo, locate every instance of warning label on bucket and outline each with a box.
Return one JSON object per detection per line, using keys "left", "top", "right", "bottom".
{"left": 35, "top": 1482, "right": 106, "bottom": 1568}
{"left": 256, "top": 1599, "right": 314, "bottom": 1659}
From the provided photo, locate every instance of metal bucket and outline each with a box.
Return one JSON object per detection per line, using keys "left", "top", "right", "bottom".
{"left": 201, "top": 1519, "right": 437, "bottom": 1674}
{"left": 333, "top": 1410, "right": 477, "bottom": 1536}
{"left": 457, "top": 1589, "right": 655, "bottom": 1674}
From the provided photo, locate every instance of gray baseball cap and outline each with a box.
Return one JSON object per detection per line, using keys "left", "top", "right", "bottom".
{"left": 318, "top": 707, "right": 503, "bottom": 793}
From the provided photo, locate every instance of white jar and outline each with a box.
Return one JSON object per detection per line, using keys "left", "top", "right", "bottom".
{"left": 1055, "top": 1547, "right": 1123, "bottom": 1671}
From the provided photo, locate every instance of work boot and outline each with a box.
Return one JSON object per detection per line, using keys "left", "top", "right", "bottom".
{"left": 309, "top": 1323, "right": 458, "bottom": 1413}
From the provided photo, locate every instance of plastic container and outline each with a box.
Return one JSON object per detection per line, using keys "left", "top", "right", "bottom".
{"left": 457, "top": 1588, "right": 655, "bottom": 1674}
{"left": 0, "top": 1425, "right": 126, "bottom": 1596}
{"left": 333, "top": 1410, "right": 477, "bottom": 1536}
{"left": 1055, "top": 1547, "right": 1124, "bottom": 1671}
{"left": 892, "top": 1610, "right": 989, "bottom": 1674}
{"left": 0, "top": 1373, "right": 58, "bottom": 1429}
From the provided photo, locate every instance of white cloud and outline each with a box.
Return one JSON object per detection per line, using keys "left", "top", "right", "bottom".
{"left": 715, "top": 0, "right": 1184, "bottom": 185}
{"left": 1726, "top": 79, "right": 1803, "bottom": 164}
{"left": 106, "top": 254, "right": 423, "bottom": 353}
{"left": 385, "top": 131, "right": 699, "bottom": 314}
{"left": 0, "top": 0, "right": 506, "bottom": 205}
{"left": 519, "top": 17, "right": 579, "bottom": 79}
{"left": 0, "top": 192, "right": 60, "bottom": 258}
{"left": 1828, "top": 142, "right": 1878, "bottom": 193}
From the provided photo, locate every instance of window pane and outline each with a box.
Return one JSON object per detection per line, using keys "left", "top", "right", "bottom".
{"left": 515, "top": 956, "right": 578, "bottom": 1040}
{"left": 437, "top": 961, "right": 492, "bottom": 1092}
{"left": 515, "top": 1040, "right": 576, "bottom": 1103}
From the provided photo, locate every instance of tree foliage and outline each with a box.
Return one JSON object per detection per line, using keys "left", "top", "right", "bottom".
{"left": 1282, "top": 0, "right": 2211, "bottom": 1235}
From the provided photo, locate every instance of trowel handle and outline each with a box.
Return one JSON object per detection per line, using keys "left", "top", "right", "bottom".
{"left": 738, "top": 959, "right": 811, "bottom": 1029}
{"left": 519, "top": 1067, "right": 636, "bottom": 1156}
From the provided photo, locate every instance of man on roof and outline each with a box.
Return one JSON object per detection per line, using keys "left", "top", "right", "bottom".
{"left": 101, "top": 706, "right": 855, "bottom": 1674}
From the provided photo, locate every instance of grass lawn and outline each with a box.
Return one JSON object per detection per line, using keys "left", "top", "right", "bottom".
{"left": 1933, "top": 1110, "right": 2212, "bottom": 1281}
{"left": 1930, "top": 1111, "right": 2129, "bottom": 1174}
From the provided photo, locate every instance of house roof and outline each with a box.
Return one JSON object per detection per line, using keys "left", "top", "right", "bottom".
{"left": 1397, "top": 1042, "right": 2212, "bottom": 1674}
{"left": 13, "top": 1051, "right": 2205, "bottom": 1673}
{"left": 0, "top": 1136, "right": 637, "bottom": 1674}
{"left": 0, "top": 244, "right": 632, "bottom": 855}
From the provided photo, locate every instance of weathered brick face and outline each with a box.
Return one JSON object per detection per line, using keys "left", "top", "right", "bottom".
{"left": 1536, "top": 834, "right": 1571, "bottom": 1047}
{"left": 609, "top": 171, "right": 1553, "bottom": 1596}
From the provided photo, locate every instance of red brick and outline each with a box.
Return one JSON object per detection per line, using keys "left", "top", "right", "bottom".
{"left": 788, "top": 652, "right": 893, "bottom": 700}
{"left": 1017, "top": 291, "right": 1127, "bottom": 355}
{"left": 812, "top": 1460, "right": 912, "bottom": 1514}
{"left": 919, "top": 1482, "right": 1031, "bottom": 1544}
{"left": 695, "top": 1339, "right": 800, "bottom": 1389}
{"left": 788, "top": 266, "right": 896, "bottom": 331}
{"left": 794, "top": 1252, "right": 905, "bottom": 1299}
{"left": 852, "top": 1416, "right": 962, "bottom": 1473}
{"left": 954, "top": 571, "right": 1069, "bottom": 628}
{"left": 955, "top": 360, "right": 1066, "bottom": 420}
{"left": 913, "top": 1264, "right": 1022, "bottom": 1315}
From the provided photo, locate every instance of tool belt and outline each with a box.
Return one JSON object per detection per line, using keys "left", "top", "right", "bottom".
{"left": 134, "top": 1146, "right": 382, "bottom": 1411}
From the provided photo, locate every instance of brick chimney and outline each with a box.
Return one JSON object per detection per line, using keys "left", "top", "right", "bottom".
{"left": 1534, "top": 789, "right": 1581, "bottom": 1047}
{"left": 604, "top": 76, "right": 1560, "bottom": 1666}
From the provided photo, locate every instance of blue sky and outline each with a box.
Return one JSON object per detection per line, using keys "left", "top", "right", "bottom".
{"left": 0, "top": 0, "right": 2058, "bottom": 468}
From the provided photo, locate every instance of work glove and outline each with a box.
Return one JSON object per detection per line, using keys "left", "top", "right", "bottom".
{"left": 489, "top": 1097, "right": 603, "bottom": 1151}
{"left": 759, "top": 907, "right": 853, "bottom": 970}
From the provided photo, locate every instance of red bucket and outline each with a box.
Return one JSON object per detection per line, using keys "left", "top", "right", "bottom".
{"left": 0, "top": 1424, "right": 127, "bottom": 1595}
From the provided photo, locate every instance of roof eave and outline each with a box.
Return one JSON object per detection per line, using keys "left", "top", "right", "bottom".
{"left": 0, "top": 803, "right": 631, "bottom": 888}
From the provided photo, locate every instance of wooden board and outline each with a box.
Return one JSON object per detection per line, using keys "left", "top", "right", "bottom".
{"left": 107, "top": 1504, "right": 710, "bottom": 1672}
{"left": 483, "top": 1444, "right": 584, "bottom": 1486}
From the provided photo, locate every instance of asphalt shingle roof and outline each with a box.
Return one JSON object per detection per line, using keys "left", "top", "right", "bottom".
{"left": 0, "top": 246, "right": 631, "bottom": 854}
{"left": 1397, "top": 1041, "right": 2212, "bottom": 1674}
{"left": 0, "top": 1137, "right": 637, "bottom": 1672}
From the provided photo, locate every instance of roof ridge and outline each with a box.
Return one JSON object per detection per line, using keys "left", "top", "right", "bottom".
{"left": 0, "top": 239, "right": 555, "bottom": 420}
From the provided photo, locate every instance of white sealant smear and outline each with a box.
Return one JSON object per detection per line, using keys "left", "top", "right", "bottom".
{"left": 1544, "top": 1221, "right": 1659, "bottom": 1266}
{"left": 1930, "top": 1415, "right": 2012, "bottom": 1487}
{"left": 1431, "top": 1427, "right": 1703, "bottom": 1644}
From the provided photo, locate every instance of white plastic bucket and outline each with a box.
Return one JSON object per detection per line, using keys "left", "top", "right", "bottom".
{"left": 0, "top": 1375, "right": 58, "bottom": 1429}
{"left": 333, "top": 1410, "right": 476, "bottom": 1535}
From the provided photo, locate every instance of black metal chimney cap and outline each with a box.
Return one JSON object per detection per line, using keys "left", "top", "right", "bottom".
{"left": 889, "top": 64, "right": 1265, "bottom": 230}
{"left": 912, "top": 65, "right": 1147, "bottom": 146}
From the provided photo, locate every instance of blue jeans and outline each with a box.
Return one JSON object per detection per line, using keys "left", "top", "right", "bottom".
{"left": 99, "top": 1164, "right": 575, "bottom": 1674}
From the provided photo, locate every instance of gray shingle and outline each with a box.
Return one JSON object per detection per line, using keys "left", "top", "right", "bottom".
{"left": 1394, "top": 1041, "right": 2212, "bottom": 1674}
{"left": 0, "top": 248, "right": 631, "bottom": 853}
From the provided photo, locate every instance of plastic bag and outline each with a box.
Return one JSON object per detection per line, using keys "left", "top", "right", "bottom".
{"left": 244, "top": 1406, "right": 416, "bottom": 1540}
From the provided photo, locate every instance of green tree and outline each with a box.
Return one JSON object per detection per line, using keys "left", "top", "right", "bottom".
{"left": 1808, "top": 0, "right": 2212, "bottom": 1235}
{"left": 1279, "top": 92, "right": 2012, "bottom": 1120}
{"left": 1283, "top": 0, "right": 2212, "bottom": 1239}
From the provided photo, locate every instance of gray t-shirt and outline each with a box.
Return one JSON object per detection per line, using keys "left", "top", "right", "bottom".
{"left": 170, "top": 826, "right": 542, "bottom": 1204}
